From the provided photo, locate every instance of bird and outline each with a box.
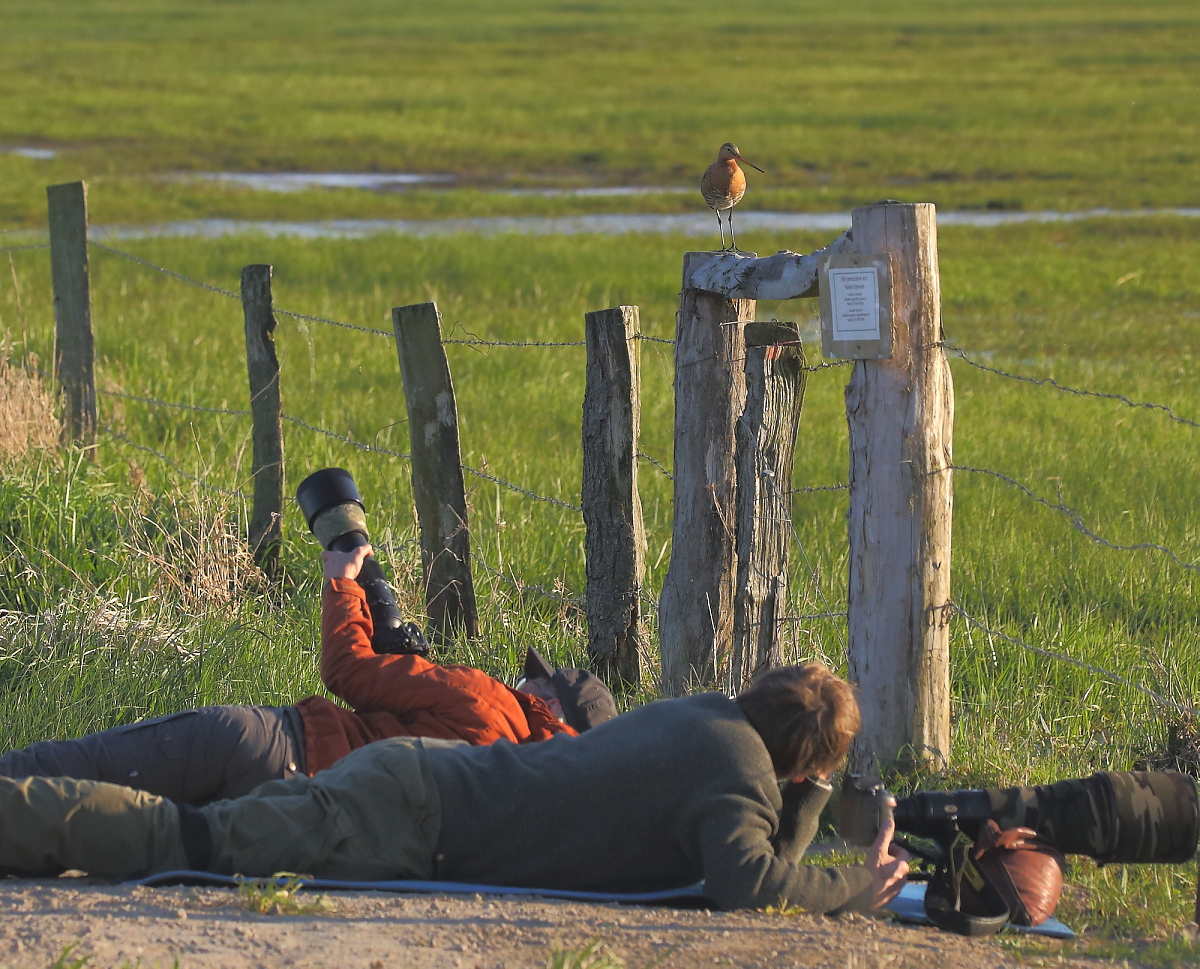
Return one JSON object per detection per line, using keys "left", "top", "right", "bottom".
{"left": 700, "top": 142, "right": 764, "bottom": 252}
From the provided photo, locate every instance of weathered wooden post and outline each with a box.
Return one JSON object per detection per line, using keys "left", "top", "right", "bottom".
{"left": 844, "top": 201, "right": 952, "bottom": 774}
{"left": 658, "top": 254, "right": 754, "bottom": 695}
{"left": 582, "top": 305, "right": 645, "bottom": 688}
{"left": 46, "top": 181, "right": 96, "bottom": 454}
{"left": 662, "top": 234, "right": 852, "bottom": 697}
{"left": 731, "top": 321, "right": 807, "bottom": 692}
{"left": 393, "top": 301, "right": 479, "bottom": 641}
{"left": 241, "top": 264, "right": 284, "bottom": 576}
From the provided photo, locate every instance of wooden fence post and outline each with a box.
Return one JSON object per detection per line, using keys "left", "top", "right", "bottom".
{"left": 46, "top": 181, "right": 96, "bottom": 454}
{"left": 241, "top": 264, "right": 284, "bottom": 576}
{"left": 393, "top": 301, "right": 479, "bottom": 641}
{"left": 845, "top": 201, "right": 953, "bottom": 773}
{"left": 731, "top": 322, "right": 807, "bottom": 692}
{"left": 658, "top": 253, "right": 754, "bottom": 695}
{"left": 582, "top": 305, "right": 645, "bottom": 688}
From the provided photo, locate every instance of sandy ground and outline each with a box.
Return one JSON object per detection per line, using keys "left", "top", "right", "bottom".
{"left": 0, "top": 879, "right": 1104, "bottom": 969}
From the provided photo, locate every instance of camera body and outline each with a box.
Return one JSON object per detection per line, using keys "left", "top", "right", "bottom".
{"left": 296, "top": 467, "right": 428, "bottom": 657}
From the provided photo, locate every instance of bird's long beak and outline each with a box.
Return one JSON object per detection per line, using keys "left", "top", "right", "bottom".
{"left": 737, "top": 155, "right": 765, "bottom": 174}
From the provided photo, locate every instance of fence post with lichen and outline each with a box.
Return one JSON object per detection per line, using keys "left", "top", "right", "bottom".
{"left": 46, "top": 180, "right": 96, "bottom": 454}
{"left": 582, "top": 304, "right": 645, "bottom": 689}
{"left": 241, "top": 263, "right": 285, "bottom": 577}
{"left": 393, "top": 301, "right": 478, "bottom": 641}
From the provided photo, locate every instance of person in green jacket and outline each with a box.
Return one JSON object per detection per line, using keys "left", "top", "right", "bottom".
{"left": 0, "top": 663, "right": 910, "bottom": 913}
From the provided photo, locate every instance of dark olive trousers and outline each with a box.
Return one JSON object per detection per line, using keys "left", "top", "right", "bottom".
{"left": 0, "top": 705, "right": 305, "bottom": 805}
{"left": 0, "top": 736, "right": 448, "bottom": 881}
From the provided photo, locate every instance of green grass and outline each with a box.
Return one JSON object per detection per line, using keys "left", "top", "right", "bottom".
{"left": 3, "top": 0, "right": 1200, "bottom": 958}
{"left": 2, "top": 0, "right": 1200, "bottom": 225}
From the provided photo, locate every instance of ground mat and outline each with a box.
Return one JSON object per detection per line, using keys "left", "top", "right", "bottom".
{"left": 131, "top": 872, "right": 1074, "bottom": 936}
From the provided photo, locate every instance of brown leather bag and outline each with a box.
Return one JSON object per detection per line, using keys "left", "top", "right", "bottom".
{"left": 970, "top": 820, "right": 1067, "bottom": 926}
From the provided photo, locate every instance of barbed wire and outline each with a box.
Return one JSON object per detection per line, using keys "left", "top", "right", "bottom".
{"left": 444, "top": 337, "right": 586, "bottom": 348}
{"left": 637, "top": 450, "right": 674, "bottom": 481}
{"left": 945, "top": 344, "right": 1200, "bottom": 430}
{"left": 275, "top": 307, "right": 393, "bottom": 338}
{"left": 281, "top": 414, "right": 412, "bottom": 461}
{"left": 101, "top": 425, "right": 250, "bottom": 500}
{"left": 96, "top": 386, "right": 252, "bottom": 417}
{"left": 751, "top": 440, "right": 850, "bottom": 656}
{"left": 90, "top": 240, "right": 241, "bottom": 300}
{"left": 473, "top": 548, "right": 582, "bottom": 606}
{"left": 786, "top": 482, "right": 849, "bottom": 494}
{"left": 0, "top": 243, "right": 49, "bottom": 252}
{"left": 949, "top": 603, "right": 1198, "bottom": 717}
{"left": 90, "top": 239, "right": 396, "bottom": 337}
{"left": 462, "top": 464, "right": 582, "bottom": 512}
{"left": 635, "top": 334, "right": 676, "bottom": 345}
{"left": 776, "top": 611, "right": 849, "bottom": 623}
{"left": 802, "top": 359, "right": 855, "bottom": 373}
{"left": 951, "top": 464, "right": 1200, "bottom": 572}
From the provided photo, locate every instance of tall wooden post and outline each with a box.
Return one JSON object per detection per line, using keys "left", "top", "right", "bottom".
{"left": 393, "top": 301, "right": 479, "bottom": 641}
{"left": 242, "top": 264, "right": 284, "bottom": 576}
{"left": 846, "top": 201, "right": 953, "bottom": 773}
{"left": 731, "top": 322, "right": 807, "bottom": 692}
{"left": 659, "top": 253, "right": 754, "bottom": 695}
{"left": 47, "top": 181, "right": 96, "bottom": 453}
{"left": 582, "top": 305, "right": 645, "bottom": 688}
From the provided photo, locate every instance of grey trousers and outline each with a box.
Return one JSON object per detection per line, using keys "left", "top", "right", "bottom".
{"left": 0, "top": 736, "right": 449, "bottom": 881}
{"left": 0, "top": 705, "right": 306, "bottom": 805}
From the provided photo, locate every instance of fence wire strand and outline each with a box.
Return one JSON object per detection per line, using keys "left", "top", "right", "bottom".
{"left": 97, "top": 387, "right": 252, "bottom": 417}
{"left": 637, "top": 450, "right": 674, "bottom": 481}
{"left": 949, "top": 603, "right": 1198, "bottom": 717}
{"left": 90, "top": 240, "right": 242, "bottom": 300}
{"left": 282, "top": 414, "right": 412, "bottom": 461}
{"left": 952, "top": 463, "right": 1200, "bottom": 571}
{"left": 0, "top": 243, "right": 49, "bottom": 252}
{"left": 444, "top": 337, "right": 586, "bottom": 348}
{"left": 946, "top": 344, "right": 1200, "bottom": 430}
{"left": 463, "top": 465, "right": 582, "bottom": 512}
{"left": 474, "top": 547, "right": 582, "bottom": 606}
{"left": 102, "top": 425, "right": 250, "bottom": 500}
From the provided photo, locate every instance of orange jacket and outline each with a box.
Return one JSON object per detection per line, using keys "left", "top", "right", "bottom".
{"left": 295, "top": 578, "right": 575, "bottom": 775}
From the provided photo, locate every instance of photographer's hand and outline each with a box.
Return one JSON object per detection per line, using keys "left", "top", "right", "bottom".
{"left": 865, "top": 808, "right": 910, "bottom": 908}
{"left": 323, "top": 545, "right": 373, "bottom": 581}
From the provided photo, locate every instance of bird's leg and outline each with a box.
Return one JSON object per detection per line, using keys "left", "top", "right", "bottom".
{"left": 729, "top": 209, "right": 739, "bottom": 253}
{"left": 715, "top": 210, "right": 728, "bottom": 251}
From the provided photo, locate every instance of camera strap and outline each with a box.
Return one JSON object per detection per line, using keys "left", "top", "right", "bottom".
{"left": 923, "top": 829, "right": 1012, "bottom": 937}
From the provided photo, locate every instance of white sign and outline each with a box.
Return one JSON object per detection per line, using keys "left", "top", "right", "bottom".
{"left": 817, "top": 253, "right": 893, "bottom": 360}
{"left": 828, "top": 267, "right": 881, "bottom": 341}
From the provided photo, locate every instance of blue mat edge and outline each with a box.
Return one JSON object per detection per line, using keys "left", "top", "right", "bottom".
{"left": 130, "top": 873, "right": 1074, "bottom": 938}
{"left": 130, "top": 870, "right": 713, "bottom": 905}
{"left": 886, "top": 883, "right": 1075, "bottom": 939}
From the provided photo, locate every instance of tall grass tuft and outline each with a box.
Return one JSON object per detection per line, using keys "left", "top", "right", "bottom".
{"left": 0, "top": 331, "right": 57, "bottom": 461}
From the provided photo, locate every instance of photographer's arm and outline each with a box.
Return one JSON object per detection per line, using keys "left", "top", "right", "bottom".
{"left": 319, "top": 548, "right": 555, "bottom": 742}
{"left": 773, "top": 777, "right": 833, "bottom": 864}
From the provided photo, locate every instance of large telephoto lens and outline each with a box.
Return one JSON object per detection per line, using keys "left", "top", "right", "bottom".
{"left": 296, "top": 467, "right": 423, "bottom": 655}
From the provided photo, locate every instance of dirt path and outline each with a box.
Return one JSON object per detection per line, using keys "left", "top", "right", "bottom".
{"left": 0, "top": 879, "right": 1101, "bottom": 969}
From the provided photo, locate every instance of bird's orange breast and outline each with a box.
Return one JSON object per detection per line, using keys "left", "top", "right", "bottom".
{"left": 700, "top": 159, "right": 747, "bottom": 210}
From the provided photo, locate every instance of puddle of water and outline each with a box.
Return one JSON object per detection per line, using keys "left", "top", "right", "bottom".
{"left": 188, "top": 172, "right": 694, "bottom": 197}
{"left": 90, "top": 208, "right": 1200, "bottom": 242}
{"left": 3, "top": 147, "right": 57, "bottom": 160}
{"left": 190, "top": 172, "right": 458, "bottom": 192}
{"left": 498, "top": 186, "right": 694, "bottom": 198}
{"left": 94, "top": 212, "right": 847, "bottom": 241}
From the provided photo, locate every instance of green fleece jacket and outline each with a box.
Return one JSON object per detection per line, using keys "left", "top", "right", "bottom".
{"left": 423, "top": 692, "right": 875, "bottom": 912}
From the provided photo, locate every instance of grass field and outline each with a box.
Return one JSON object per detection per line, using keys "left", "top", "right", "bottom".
{"left": 4, "top": 215, "right": 1200, "bottom": 948}
{"left": 3, "top": 0, "right": 1200, "bottom": 958}
{"left": 2, "top": 0, "right": 1200, "bottom": 225}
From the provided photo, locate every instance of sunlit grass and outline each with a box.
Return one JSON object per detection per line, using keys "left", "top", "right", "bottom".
{"left": 3, "top": 219, "right": 1200, "bottom": 953}
{"left": 2, "top": 0, "right": 1200, "bottom": 225}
